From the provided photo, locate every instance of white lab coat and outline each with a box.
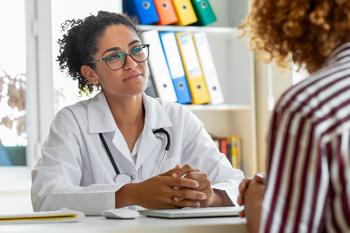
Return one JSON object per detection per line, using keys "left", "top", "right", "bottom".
{"left": 31, "top": 92, "right": 244, "bottom": 215}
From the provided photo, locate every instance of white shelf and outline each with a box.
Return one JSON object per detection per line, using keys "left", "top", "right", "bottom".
{"left": 185, "top": 104, "right": 250, "bottom": 111}
{"left": 139, "top": 25, "right": 239, "bottom": 36}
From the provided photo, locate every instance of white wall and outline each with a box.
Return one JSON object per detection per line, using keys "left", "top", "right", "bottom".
{"left": 254, "top": 61, "right": 293, "bottom": 172}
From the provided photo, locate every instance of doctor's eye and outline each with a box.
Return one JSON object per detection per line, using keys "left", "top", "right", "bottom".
{"left": 129, "top": 44, "right": 150, "bottom": 62}
{"left": 103, "top": 52, "right": 124, "bottom": 63}
{"left": 130, "top": 45, "right": 144, "bottom": 56}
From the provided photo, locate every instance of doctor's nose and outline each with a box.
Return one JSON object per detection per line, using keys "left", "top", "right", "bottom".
{"left": 123, "top": 54, "right": 138, "bottom": 70}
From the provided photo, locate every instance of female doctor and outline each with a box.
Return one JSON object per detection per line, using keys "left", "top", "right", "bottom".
{"left": 31, "top": 11, "right": 244, "bottom": 215}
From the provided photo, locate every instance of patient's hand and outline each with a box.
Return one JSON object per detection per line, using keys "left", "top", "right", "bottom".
{"left": 238, "top": 174, "right": 265, "bottom": 233}
{"left": 237, "top": 174, "right": 265, "bottom": 216}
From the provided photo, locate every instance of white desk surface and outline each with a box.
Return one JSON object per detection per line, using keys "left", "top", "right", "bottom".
{"left": 0, "top": 215, "right": 248, "bottom": 233}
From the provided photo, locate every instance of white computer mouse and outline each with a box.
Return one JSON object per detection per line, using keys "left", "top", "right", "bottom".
{"left": 101, "top": 208, "right": 140, "bottom": 219}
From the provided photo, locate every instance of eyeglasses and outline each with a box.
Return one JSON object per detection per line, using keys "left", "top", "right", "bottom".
{"left": 88, "top": 44, "right": 150, "bottom": 71}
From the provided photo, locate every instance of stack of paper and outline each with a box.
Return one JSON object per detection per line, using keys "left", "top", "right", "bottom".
{"left": 0, "top": 209, "right": 85, "bottom": 224}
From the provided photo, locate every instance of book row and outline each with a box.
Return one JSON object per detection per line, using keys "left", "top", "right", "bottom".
{"left": 212, "top": 135, "right": 242, "bottom": 169}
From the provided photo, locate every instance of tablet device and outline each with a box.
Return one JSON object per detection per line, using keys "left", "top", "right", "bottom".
{"left": 138, "top": 206, "right": 243, "bottom": 219}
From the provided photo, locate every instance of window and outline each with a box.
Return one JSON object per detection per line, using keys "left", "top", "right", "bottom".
{"left": 0, "top": 0, "right": 123, "bottom": 201}
{"left": 0, "top": 0, "right": 27, "bottom": 166}
{"left": 0, "top": 0, "right": 122, "bottom": 167}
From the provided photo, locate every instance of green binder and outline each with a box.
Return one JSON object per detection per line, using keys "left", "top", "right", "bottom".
{"left": 191, "top": 0, "right": 217, "bottom": 26}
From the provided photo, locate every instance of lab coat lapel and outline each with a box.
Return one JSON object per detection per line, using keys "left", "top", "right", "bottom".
{"left": 135, "top": 128, "right": 159, "bottom": 170}
{"left": 135, "top": 94, "right": 173, "bottom": 170}
{"left": 111, "top": 128, "right": 133, "bottom": 163}
{"left": 87, "top": 92, "right": 133, "bottom": 163}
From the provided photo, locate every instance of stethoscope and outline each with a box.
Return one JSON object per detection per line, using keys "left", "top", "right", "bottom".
{"left": 99, "top": 128, "right": 170, "bottom": 183}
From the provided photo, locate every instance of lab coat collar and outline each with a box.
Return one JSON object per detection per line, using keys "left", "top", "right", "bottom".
{"left": 87, "top": 92, "right": 173, "bottom": 169}
{"left": 88, "top": 92, "right": 116, "bottom": 134}
{"left": 87, "top": 92, "right": 173, "bottom": 133}
{"left": 142, "top": 94, "right": 173, "bottom": 130}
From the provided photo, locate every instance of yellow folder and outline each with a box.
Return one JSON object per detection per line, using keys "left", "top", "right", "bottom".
{"left": 0, "top": 209, "right": 84, "bottom": 224}
{"left": 176, "top": 32, "right": 210, "bottom": 104}
{"left": 172, "top": 0, "right": 198, "bottom": 26}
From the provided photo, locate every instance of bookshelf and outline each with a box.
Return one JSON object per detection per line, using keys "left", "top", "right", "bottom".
{"left": 124, "top": 0, "right": 257, "bottom": 176}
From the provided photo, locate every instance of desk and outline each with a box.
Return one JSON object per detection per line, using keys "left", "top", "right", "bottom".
{"left": 0, "top": 216, "right": 247, "bottom": 233}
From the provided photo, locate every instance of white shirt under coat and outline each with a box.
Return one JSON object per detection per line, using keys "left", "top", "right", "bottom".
{"left": 31, "top": 92, "right": 244, "bottom": 215}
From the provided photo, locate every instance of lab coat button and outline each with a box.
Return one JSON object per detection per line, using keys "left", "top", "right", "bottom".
{"left": 131, "top": 175, "right": 136, "bottom": 180}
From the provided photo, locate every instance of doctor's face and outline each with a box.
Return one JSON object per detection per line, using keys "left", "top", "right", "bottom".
{"left": 91, "top": 25, "right": 148, "bottom": 98}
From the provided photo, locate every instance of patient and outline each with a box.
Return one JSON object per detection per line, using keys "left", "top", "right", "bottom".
{"left": 238, "top": 0, "right": 350, "bottom": 232}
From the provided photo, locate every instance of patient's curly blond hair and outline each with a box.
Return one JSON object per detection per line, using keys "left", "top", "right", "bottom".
{"left": 241, "top": 0, "right": 350, "bottom": 72}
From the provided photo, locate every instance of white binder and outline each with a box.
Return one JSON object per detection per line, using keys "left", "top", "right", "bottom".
{"left": 159, "top": 31, "right": 192, "bottom": 104}
{"left": 193, "top": 32, "right": 224, "bottom": 104}
{"left": 142, "top": 30, "right": 177, "bottom": 102}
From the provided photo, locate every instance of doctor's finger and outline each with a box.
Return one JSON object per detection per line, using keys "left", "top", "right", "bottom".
{"left": 172, "top": 198, "right": 200, "bottom": 208}
{"left": 178, "top": 164, "right": 200, "bottom": 176}
{"left": 168, "top": 164, "right": 200, "bottom": 178}
{"left": 183, "top": 172, "right": 210, "bottom": 190}
{"left": 169, "top": 177, "right": 200, "bottom": 189}
{"left": 159, "top": 164, "right": 182, "bottom": 177}
{"left": 173, "top": 189, "right": 207, "bottom": 201}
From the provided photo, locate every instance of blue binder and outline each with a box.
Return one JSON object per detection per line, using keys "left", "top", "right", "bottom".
{"left": 159, "top": 31, "right": 192, "bottom": 104}
{"left": 123, "top": 0, "right": 159, "bottom": 25}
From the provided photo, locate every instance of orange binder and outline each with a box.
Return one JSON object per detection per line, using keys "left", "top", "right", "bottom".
{"left": 172, "top": 0, "right": 198, "bottom": 26}
{"left": 154, "top": 0, "right": 178, "bottom": 25}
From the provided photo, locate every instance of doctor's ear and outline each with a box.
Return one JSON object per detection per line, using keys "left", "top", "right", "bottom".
{"left": 81, "top": 65, "right": 99, "bottom": 85}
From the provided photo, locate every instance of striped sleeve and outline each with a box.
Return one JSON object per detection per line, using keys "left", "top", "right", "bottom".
{"left": 324, "top": 129, "right": 350, "bottom": 232}
{"left": 260, "top": 62, "right": 350, "bottom": 233}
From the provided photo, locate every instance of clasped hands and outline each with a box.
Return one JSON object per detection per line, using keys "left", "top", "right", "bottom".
{"left": 123, "top": 164, "right": 215, "bottom": 209}
{"left": 161, "top": 164, "right": 214, "bottom": 208}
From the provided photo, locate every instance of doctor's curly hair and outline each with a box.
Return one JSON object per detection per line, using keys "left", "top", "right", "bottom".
{"left": 240, "top": 0, "right": 350, "bottom": 72}
{"left": 57, "top": 11, "right": 141, "bottom": 95}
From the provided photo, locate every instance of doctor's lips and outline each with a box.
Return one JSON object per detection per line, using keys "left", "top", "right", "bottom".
{"left": 122, "top": 72, "right": 143, "bottom": 81}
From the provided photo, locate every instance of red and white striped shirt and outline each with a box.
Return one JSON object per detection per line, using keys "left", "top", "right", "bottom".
{"left": 260, "top": 43, "right": 350, "bottom": 233}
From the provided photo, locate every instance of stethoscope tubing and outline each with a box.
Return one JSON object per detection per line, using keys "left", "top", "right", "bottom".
{"left": 99, "top": 133, "right": 121, "bottom": 174}
{"left": 99, "top": 128, "right": 170, "bottom": 177}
